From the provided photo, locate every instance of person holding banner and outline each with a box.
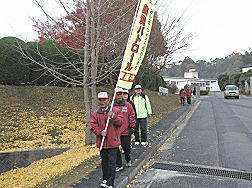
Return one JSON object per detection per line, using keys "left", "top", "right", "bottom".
{"left": 113, "top": 0, "right": 155, "bottom": 145}
{"left": 90, "top": 92, "right": 123, "bottom": 188}
{"left": 131, "top": 85, "right": 152, "bottom": 146}
{"left": 113, "top": 88, "right": 136, "bottom": 172}
{"left": 89, "top": 0, "right": 155, "bottom": 186}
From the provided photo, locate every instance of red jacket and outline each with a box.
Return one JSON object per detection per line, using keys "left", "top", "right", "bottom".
{"left": 90, "top": 106, "right": 123, "bottom": 149}
{"left": 113, "top": 100, "right": 136, "bottom": 135}
{"left": 186, "top": 89, "right": 192, "bottom": 97}
{"left": 179, "top": 90, "right": 186, "bottom": 98}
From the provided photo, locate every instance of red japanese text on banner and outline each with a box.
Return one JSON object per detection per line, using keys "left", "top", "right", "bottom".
{"left": 117, "top": 0, "right": 155, "bottom": 89}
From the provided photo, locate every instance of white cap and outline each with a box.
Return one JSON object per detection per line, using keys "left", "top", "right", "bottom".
{"left": 134, "top": 85, "right": 142, "bottom": 89}
{"left": 97, "top": 92, "right": 109, "bottom": 99}
{"left": 115, "top": 88, "right": 124, "bottom": 93}
{"left": 122, "top": 90, "right": 129, "bottom": 94}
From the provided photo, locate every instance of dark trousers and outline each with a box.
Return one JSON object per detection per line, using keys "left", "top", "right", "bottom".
{"left": 100, "top": 147, "right": 118, "bottom": 186}
{"left": 187, "top": 97, "right": 191, "bottom": 104}
{"left": 180, "top": 97, "right": 185, "bottom": 105}
{"left": 134, "top": 118, "right": 147, "bottom": 142}
{"left": 116, "top": 135, "right": 131, "bottom": 167}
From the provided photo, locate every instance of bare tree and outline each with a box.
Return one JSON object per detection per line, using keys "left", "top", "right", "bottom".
{"left": 16, "top": 0, "right": 138, "bottom": 145}
{"left": 16, "top": 0, "right": 192, "bottom": 145}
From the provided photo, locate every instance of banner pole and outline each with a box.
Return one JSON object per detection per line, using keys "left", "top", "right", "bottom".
{"left": 99, "top": 0, "right": 155, "bottom": 150}
{"left": 99, "top": 87, "right": 117, "bottom": 151}
{"left": 99, "top": 0, "right": 141, "bottom": 151}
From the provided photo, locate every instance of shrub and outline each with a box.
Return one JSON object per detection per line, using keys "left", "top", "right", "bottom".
{"left": 166, "top": 84, "right": 178, "bottom": 94}
{"left": 200, "top": 90, "right": 209, "bottom": 95}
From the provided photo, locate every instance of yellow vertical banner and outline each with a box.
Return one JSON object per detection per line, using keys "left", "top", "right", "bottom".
{"left": 117, "top": 0, "right": 155, "bottom": 89}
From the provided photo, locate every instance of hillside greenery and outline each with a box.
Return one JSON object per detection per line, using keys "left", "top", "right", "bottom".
{"left": 218, "top": 71, "right": 252, "bottom": 91}
{"left": 162, "top": 52, "right": 252, "bottom": 79}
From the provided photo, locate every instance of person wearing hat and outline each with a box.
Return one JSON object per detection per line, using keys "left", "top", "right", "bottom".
{"left": 90, "top": 91, "right": 123, "bottom": 188}
{"left": 130, "top": 85, "right": 152, "bottom": 146}
{"left": 122, "top": 89, "right": 136, "bottom": 118}
{"left": 113, "top": 88, "right": 136, "bottom": 172}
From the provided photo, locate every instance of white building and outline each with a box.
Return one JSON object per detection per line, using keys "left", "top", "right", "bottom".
{"left": 241, "top": 64, "right": 252, "bottom": 73}
{"left": 162, "top": 69, "right": 221, "bottom": 92}
{"left": 184, "top": 69, "right": 198, "bottom": 79}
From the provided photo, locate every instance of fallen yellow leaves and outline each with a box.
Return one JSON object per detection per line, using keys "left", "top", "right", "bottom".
{"left": 0, "top": 85, "right": 99, "bottom": 187}
{"left": 0, "top": 85, "right": 181, "bottom": 188}
{"left": 0, "top": 85, "right": 85, "bottom": 152}
{"left": 0, "top": 145, "right": 99, "bottom": 188}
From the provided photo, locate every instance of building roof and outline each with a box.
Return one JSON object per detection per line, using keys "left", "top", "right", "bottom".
{"left": 162, "top": 76, "right": 218, "bottom": 82}
{"left": 162, "top": 76, "right": 184, "bottom": 79}
{"left": 240, "top": 64, "right": 252, "bottom": 68}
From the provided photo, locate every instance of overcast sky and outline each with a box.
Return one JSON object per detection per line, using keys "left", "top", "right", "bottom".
{"left": 1, "top": 0, "right": 252, "bottom": 62}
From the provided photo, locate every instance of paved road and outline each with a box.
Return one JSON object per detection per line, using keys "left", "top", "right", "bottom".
{"left": 130, "top": 93, "right": 252, "bottom": 188}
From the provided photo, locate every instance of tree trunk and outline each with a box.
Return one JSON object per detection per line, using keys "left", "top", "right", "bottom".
{"left": 90, "top": 0, "right": 100, "bottom": 112}
{"left": 84, "top": 0, "right": 94, "bottom": 145}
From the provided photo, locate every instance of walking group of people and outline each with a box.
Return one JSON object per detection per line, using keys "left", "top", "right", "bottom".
{"left": 179, "top": 88, "right": 196, "bottom": 105}
{"left": 90, "top": 85, "right": 152, "bottom": 188}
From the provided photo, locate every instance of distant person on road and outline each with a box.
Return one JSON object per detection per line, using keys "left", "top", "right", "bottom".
{"left": 186, "top": 88, "right": 192, "bottom": 104}
{"left": 114, "top": 88, "right": 136, "bottom": 172}
{"left": 179, "top": 88, "right": 186, "bottom": 106}
{"left": 90, "top": 92, "right": 123, "bottom": 188}
{"left": 193, "top": 88, "right": 196, "bottom": 96}
{"left": 130, "top": 85, "right": 152, "bottom": 146}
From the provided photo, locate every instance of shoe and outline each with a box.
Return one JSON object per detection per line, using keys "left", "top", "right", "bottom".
{"left": 135, "top": 141, "right": 140, "bottom": 145}
{"left": 116, "top": 166, "right": 123, "bottom": 172}
{"left": 126, "top": 161, "right": 132, "bottom": 167}
{"left": 141, "top": 142, "right": 147, "bottom": 146}
{"left": 100, "top": 180, "right": 107, "bottom": 187}
{"left": 104, "top": 186, "right": 113, "bottom": 188}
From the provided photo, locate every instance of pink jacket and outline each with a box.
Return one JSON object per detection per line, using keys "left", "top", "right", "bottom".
{"left": 113, "top": 101, "right": 136, "bottom": 135}
{"left": 90, "top": 106, "right": 123, "bottom": 149}
{"left": 186, "top": 89, "right": 192, "bottom": 97}
{"left": 179, "top": 90, "right": 186, "bottom": 98}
